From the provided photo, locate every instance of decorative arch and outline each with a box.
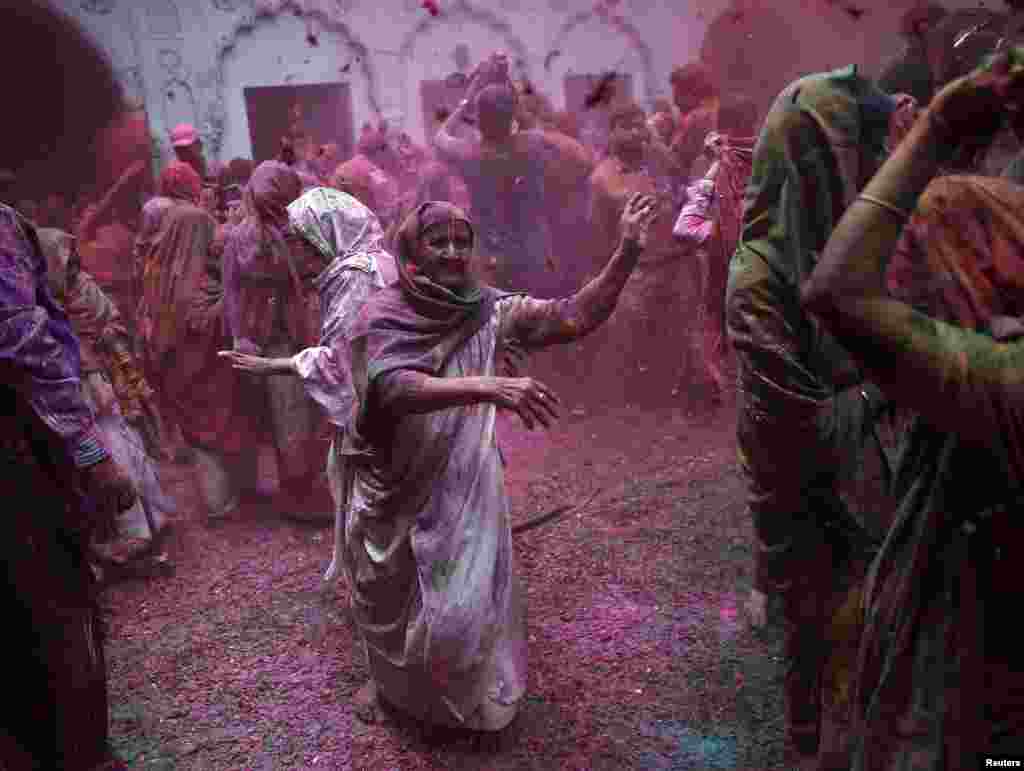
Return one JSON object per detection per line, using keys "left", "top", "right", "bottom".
{"left": 397, "top": 0, "right": 530, "bottom": 142}
{"left": 204, "top": 1, "right": 381, "bottom": 157}
{"left": 545, "top": 5, "right": 657, "bottom": 107}
{"left": 398, "top": 0, "right": 531, "bottom": 80}
{"left": 161, "top": 78, "right": 199, "bottom": 134}
{"left": 143, "top": 0, "right": 184, "bottom": 38}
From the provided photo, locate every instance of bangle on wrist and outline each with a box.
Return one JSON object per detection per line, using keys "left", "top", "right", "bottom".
{"left": 856, "top": 193, "right": 911, "bottom": 222}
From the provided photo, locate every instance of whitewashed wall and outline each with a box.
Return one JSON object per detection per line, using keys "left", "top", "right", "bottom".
{"left": 60, "top": 0, "right": 987, "bottom": 167}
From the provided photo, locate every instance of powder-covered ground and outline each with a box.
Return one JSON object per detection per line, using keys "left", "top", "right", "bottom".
{"left": 105, "top": 381, "right": 817, "bottom": 770}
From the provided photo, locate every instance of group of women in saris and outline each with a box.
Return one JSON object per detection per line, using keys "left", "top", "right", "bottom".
{"left": 222, "top": 167, "right": 659, "bottom": 732}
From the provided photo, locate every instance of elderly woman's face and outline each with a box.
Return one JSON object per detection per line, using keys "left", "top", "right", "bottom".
{"left": 415, "top": 219, "right": 474, "bottom": 291}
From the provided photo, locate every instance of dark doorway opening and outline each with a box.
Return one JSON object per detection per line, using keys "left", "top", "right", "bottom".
{"left": 243, "top": 82, "right": 355, "bottom": 165}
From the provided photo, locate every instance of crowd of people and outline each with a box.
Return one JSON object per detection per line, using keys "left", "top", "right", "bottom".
{"left": 7, "top": 0, "right": 1024, "bottom": 768}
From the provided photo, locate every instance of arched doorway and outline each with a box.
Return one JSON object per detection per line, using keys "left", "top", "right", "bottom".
{"left": 211, "top": 3, "right": 378, "bottom": 163}
{"left": 398, "top": 0, "right": 530, "bottom": 145}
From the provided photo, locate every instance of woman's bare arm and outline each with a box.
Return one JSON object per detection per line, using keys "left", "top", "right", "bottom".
{"left": 376, "top": 370, "right": 560, "bottom": 430}
{"left": 506, "top": 194, "right": 658, "bottom": 348}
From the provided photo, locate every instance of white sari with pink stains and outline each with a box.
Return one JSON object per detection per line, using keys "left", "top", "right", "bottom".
{"left": 343, "top": 297, "right": 542, "bottom": 732}
{"left": 284, "top": 188, "right": 398, "bottom": 579}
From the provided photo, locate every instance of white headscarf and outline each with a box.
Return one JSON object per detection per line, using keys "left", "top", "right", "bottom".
{"left": 286, "top": 187, "right": 398, "bottom": 345}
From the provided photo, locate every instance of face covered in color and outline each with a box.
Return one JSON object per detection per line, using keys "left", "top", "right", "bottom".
{"left": 413, "top": 216, "right": 475, "bottom": 292}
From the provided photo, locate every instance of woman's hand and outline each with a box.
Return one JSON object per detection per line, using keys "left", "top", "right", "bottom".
{"left": 488, "top": 376, "right": 561, "bottom": 430}
{"left": 217, "top": 350, "right": 297, "bottom": 376}
{"left": 928, "top": 48, "right": 1024, "bottom": 162}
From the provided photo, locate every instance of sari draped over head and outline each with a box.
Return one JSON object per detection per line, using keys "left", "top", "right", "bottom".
{"left": 159, "top": 160, "right": 202, "bottom": 205}
{"left": 222, "top": 161, "right": 304, "bottom": 347}
{"left": 35, "top": 228, "right": 175, "bottom": 553}
{"left": 287, "top": 187, "right": 397, "bottom": 427}
{"left": 135, "top": 185, "right": 257, "bottom": 457}
{"left": 348, "top": 201, "right": 499, "bottom": 418}
{"left": 853, "top": 174, "right": 1024, "bottom": 768}
{"left": 134, "top": 189, "right": 217, "bottom": 369}
{"left": 888, "top": 175, "right": 1024, "bottom": 328}
{"left": 37, "top": 227, "right": 153, "bottom": 421}
{"left": 340, "top": 200, "right": 526, "bottom": 730}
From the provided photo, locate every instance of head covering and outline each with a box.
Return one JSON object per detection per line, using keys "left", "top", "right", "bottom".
{"left": 889, "top": 175, "right": 1024, "bottom": 330}
{"left": 158, "top": 161, "right": 202, "bottom": 204}
{"left": 222, "top": 161, "right": 303, "bottom": 344}
{"left": 170, "top": 123, "right": 200, "bottom": 148}
{"left": 36, "top": 227, "right": 76, "bottom": 303}
{"left": 244, "top": 160, "right": 302, "bottom": 230}
{"left": 287, "top": 187, "right": 398, "bottom": 352}
{"left": 347, "top": 202, "right": 500, "bottom": 431}
{"left": 391, "top": 201, "right": 480, "bottom": 309}
{"left": 287, "top": 186, "right": 387, "bottom": 264}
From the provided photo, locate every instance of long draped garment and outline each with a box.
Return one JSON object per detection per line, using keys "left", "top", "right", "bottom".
{"left": 340, "top": 294, "right": 551, "bottom": 730}
{"left": 849, "top": 174, "right": 1024, "bottom": 769}
{"left": 223, "top": 162, "right": 328, "bottom": 493}
{"left": 37, "top": 228, "right": 173, "bottom": 549}
{"left": 136, "top": 197, "right": 256, "bottom": 456}
{"left": 286, "top": 187, "right": 398, "bottom": 576}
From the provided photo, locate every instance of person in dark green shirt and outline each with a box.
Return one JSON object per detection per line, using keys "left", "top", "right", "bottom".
{"left": 803, "top": 47, "right": 1024, "bottom": 771}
